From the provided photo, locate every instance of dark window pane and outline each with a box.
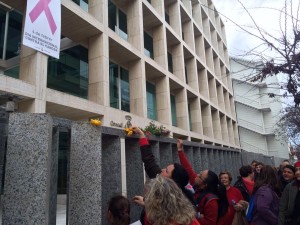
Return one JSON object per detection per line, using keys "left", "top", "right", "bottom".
{"left": 119, "top": 9, "right": 127, "bottom": 34}
{"left": 146, "top": 82, "right": 157, "bottom": 120}
{"left": 168, "top": 52, "right": 173, "bottom": 73}
{"left": 6, "top": 11, "right": 22, "bottom": 59}
{"left": 4, "top": 66, "right": 19, "bottom": 79}
{"left": 120, "top": 68, "right": 130, "bottom": 112}
{"left": 109, "top": 62, "right": 119, "bottom": 109}
{"left": 72, "top": 0, "right": 88, "bottom": 11}
{"left": 144, "top": 32, "right": 154, "bottom": 59}
{"left": 165, "top": 12, "right": 170, "bottom": 24}
{"left": 47, "top": 45, "right": 89, "bottom": 99}
{"left": 171, "top": 95, "right": 177, "bottom": 126}
{"left": 108, "top": 0, "right": 117, "bottom": 31}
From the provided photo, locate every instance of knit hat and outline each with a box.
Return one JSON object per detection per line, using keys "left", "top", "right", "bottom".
{"left": 172, "top": 163, "right": 189, "bottom": 189}
{"left": 294, "top": 161, "right": 300, "bottom": 168}
{"left": 283, "top": 165, "right": 295, "bottom": 174}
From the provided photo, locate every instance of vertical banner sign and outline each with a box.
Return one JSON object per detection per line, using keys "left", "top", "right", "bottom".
{"left": 23, "top": 0, "right": 61, "bottom": 59}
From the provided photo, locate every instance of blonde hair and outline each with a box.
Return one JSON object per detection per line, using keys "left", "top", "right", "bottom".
{"left": 144, "top": 176, "right": 195, "bottom": 225}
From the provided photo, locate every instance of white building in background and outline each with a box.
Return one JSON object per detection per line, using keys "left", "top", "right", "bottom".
{"left": 230, "top": 57, "right": 289, "bottom": 159}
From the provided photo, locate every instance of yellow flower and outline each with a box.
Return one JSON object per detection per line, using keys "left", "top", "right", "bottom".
{"left": 128, "top": 131, "right": 133, "bottom": 136}
{"left": 125, "top": 128, "right": 130, "bottom": 132}
{"left": 90, "top": 119, "right": 102, "bottom": 126}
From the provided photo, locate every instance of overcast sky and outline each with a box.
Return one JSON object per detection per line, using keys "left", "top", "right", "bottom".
{"left": 213, "top": 0, "right": 298, "bottom": 60}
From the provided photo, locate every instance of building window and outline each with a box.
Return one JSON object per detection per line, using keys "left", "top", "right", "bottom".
{"left": 185, "top": 66, "right": 188, "bottom": 83}
{"left": 109, "top": 62, "right": 130, "bottom": 112}
{"left": 108, "top": 0, "right": 128, "bottom": 40}
{"left": 144, "top": 32, "right": 154, "bottom": 59}
{"left": 171, "top": 95, "right": 177, "bottom": 126}
{"left": 47, "top": 45, "right": 89, "bottom": 99}
{"left": 72, "top": 0, "right": 88, "bottom": 11}
{"left": 0, "top": 8, "right": 22, "bottom": 61}
{"left": 165, "top": 12, "right": 170, "bottom": 24}
{"left": 146, "top": 82, "right": 157, "bottom": 120}
{"left": 168, "top": 52, "right": 173, "bottom": 73}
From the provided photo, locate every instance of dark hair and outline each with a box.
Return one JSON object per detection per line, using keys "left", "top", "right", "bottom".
{"left": 219, "top": 171, "right": 233, "bottom": 183}
{"left": 171, "top": 163, "right": 195, "bottom": 206}
{"left": 108, "top": 195, "right": 130, "bottom": 225}
{"left": 256, "top": 162, "right": 264, "bottom": 167}
{"left": 282, "top": 165, "right": 295, "bottom": 174}
{"left": 239, "top": 165, "right": 253, "bottom": 177}
{"left": 251, "top": 160, "right": 258, "bottom": 164}
{"left": 205, "top": 170, "right": 229, "bottom": 218}
{"left": 253, "top": 165, "right": 280, "bottom": 194}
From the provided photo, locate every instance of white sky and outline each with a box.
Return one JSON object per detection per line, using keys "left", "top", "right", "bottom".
{"left": 213, "top": 0, "right": 298, "bottom": 59}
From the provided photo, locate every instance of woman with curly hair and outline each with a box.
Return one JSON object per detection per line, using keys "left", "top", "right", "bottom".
{"left": 144, "top": 176, "right": 200, "bottom": 225}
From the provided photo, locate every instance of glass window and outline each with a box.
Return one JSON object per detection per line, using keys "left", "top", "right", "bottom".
{"left": 72, "top": 0, "right": 88, "bottom": 11}
{"left": 0, "top": 9, "right": 22, "bottom": 60}
{"left": 185, "top": 66, "right": 188, "bottom": 83}
{"left": 108, "top": 0, "right": 117, "bottom": 31}
{"left": 171, "top": 94, "right": 177, "bottom": 126}
{"left": 108, "top": 0, "right": 128, "bottom": 40}
{"left": 4, "top": 66, "right": 20, "bottom": 79}
{"left": 146, "top": 82, "right": 157, "bottom": 120}
{"left": 165, "top": 12, "right": 170, "bottom": 24}
{"left": 144, "top": 32, "right": 154, "bottom": 59}
{"left": 109, "top": 62, "right": 130, "bottom": 112}
{"left": 168, "top": 52, "right": 173, "bottom": 73}
{"left": 47, "top": 45, "right": 89, "bottom": 99}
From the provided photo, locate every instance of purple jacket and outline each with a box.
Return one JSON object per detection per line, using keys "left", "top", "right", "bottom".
{"left": 252, "top": 185, "right": 279, "bottom": 225}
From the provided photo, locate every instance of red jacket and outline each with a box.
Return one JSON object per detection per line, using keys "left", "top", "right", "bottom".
{"left": 178, "top": 151, "right": 218, "bottom": 225}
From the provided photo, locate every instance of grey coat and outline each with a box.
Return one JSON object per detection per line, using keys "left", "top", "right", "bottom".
{"left": 278, "top": 181, "right": 299, "bottom": 225}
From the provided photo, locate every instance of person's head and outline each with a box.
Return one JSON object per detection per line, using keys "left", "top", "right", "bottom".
{"left": 144, "top": 176, "right": 195, "bottom": 225}
{"left": 107, "top": 195, "right": 130, "bottom": 225}
{"left": 239, "top": 165, "right": 254, "bottom": 179}
{"left": 219, "top": 171, "right": 233, "bottom": 188}
{"left": 255, "top": 162, "right": 264, "bottom": 174}
{"left": 280, "top": 160, "right": 290, "bottom": 171}
{"left": 294, "top": 161, "right": 300, "bottom": 182}
{"left": 282, "top": 165, "right": 295, "bottom": 182}
{"left": 251, "top": 160, "right": 258, "bottom": 170}
{"left": 161, "top": 163, "right": 189, "bottom": 189}
{"left": 253, "top": 165, "right": 279, "bottom": 193}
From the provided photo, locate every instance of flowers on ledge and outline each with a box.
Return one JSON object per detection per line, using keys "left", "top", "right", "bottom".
{"left": 90, "top": 118, "right": 102, "bottom": 126}
{"left": 143, "top": 121, "right": 170, "bottom": 137}
{"left": 125, "top": 127, "right": 133, "bottom": 136}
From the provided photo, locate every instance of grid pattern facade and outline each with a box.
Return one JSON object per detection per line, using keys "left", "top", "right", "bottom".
{"left": 0, "top": 0, "right": 239, "bottom": 148}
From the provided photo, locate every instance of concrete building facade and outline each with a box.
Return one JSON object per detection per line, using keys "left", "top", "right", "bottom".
{"left": 0, "top": 0, "right": 239, "bottom": 148}
{"left": 230, "top": 58, "right": 289, "bottom": 158}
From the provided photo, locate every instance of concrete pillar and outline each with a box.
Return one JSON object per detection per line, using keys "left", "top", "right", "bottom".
{"left": 101, "top": 135, "right": 122, "bottom": 225}
{"left": 153, "top": 25, "right": 168, "bottom": 68}
{"left": 189, "top": 98, "right": 203, "bottom": 134}
{"left": 129, "top": 60, "right": 147, "bottom": 117}
{"left": 68, "top": 122, "right": 102, "bottom": 225}
{"left": 125, "top": 138, "right": 144, "bottom": 222}
{"left": 172, "top": 143, "right": 180, "bottom": 163}
{"left": 127, "top": 0, "right": 143, "bottom": 51}
{"left": 201, "top": 148, "right": 209, "bottom": 170}
{"left": 88, "top": 33, "right": 109, "bottom": 106}
{"left": 3, "top": 113, "right": 54, "bottom": 224}
{"left": 156, "top": 76, "right": 171, "bottom": 125}
{"left": 89, "top": 0, "right": 106, "bottom": 24}
{"left": 184, "top": 146, "right": 194, "bottom": 168}
{"left": 176, "top": 88, "right": 189, "bottom": 130}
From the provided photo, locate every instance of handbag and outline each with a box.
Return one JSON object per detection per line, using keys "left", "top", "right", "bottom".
{"left": 231, "top": 211, "right": 249, "bottom": 225}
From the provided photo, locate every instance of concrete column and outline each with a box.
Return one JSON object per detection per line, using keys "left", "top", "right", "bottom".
{"left": 184, "top": 146, "right": 194, "bottom": 168}
{"left": 89, "top": 0, "right": 106, "bottom": 24}
{"left": 18, "top": 48, "right": 48, "bottom": 113}
{"left": 186, "top": 58, "right": 198, "bottom": 90}
{"left": 125, "top": 138, "right": 144, "bottom": 222}
{"left": 156, "top": 76, "right": 172, "bottom": 125}
{"left": 182, "top": 20, "right": 195, "bottom": 52}
{"left": 172, "top": 143, "right": 180, "bottom": 163}
{"left": 207, "top": 149, "right": 214, "bottom": 171}
{"left": 88, "top": 33, "right": 109, "bottom": 106}
{"left": 127, "top": 0, "right": 143, "bottom": 51}
{"left": 68, "top": 122, "right": 102, "bottom": 225}
{"left": 169, "top": 2, "right": 182, "bottom": 36}
{"left": 3, "top": 113, "right": 54, "bottom": 224}
{"left": 219, "top": 150, "right": 225, "bottom": 172}
{"left": 220, "top": 114, "right": 229, "bottom": 143}
{"left": 101, "top": 135, "right": 122, "bottom": 225}
{"left": 201, "top": 103, "right": 213, "bottom": 138}
{"left": 172, "top": 43, "right": 185, "bottom": 81}
{"left": 153, "top": 25, "right": 167, "bottom": 69}
{"left": 176, "top": 88, "right": 189, "bottom": 130}
{"left": 189, "top": 98, "right": 203, "bottom": 134}
{"left": 159, "top": 142, "right": 172, "bottom": 169}
{"left": 212, "top": 110, "right": 222, "bottom": 140}
{"left": 129, "top": 60, "right": 147, "bottom": 117}
{"left": 198, "top": 69, "right": 209, "bottom": 99}
{"left": 152, "top": 0, "right": 164, "bottom": 17}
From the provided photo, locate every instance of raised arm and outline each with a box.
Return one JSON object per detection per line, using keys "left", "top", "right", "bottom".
{"left": 177, "top": 139, "right": 197, "bottom": 185}
{"left": 132, "top": 127, "right": 161, "bottom": 178}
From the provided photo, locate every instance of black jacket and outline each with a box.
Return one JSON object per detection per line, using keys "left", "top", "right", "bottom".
{"left": 233, "top": 176, "right": 251, "bottom": 202}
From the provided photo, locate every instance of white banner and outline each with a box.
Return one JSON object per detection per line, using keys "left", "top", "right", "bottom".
{"left": 23, "top": 0, "right": 61, "bottom": 59}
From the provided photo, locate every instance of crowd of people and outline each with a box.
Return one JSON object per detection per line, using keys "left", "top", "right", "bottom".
{"left": 106, "top": 127, "right": 300, "bottom": 225}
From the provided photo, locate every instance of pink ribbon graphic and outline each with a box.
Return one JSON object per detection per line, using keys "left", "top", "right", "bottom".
{"left": 29, "top": 0, "right": 57, "bottom": 35}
